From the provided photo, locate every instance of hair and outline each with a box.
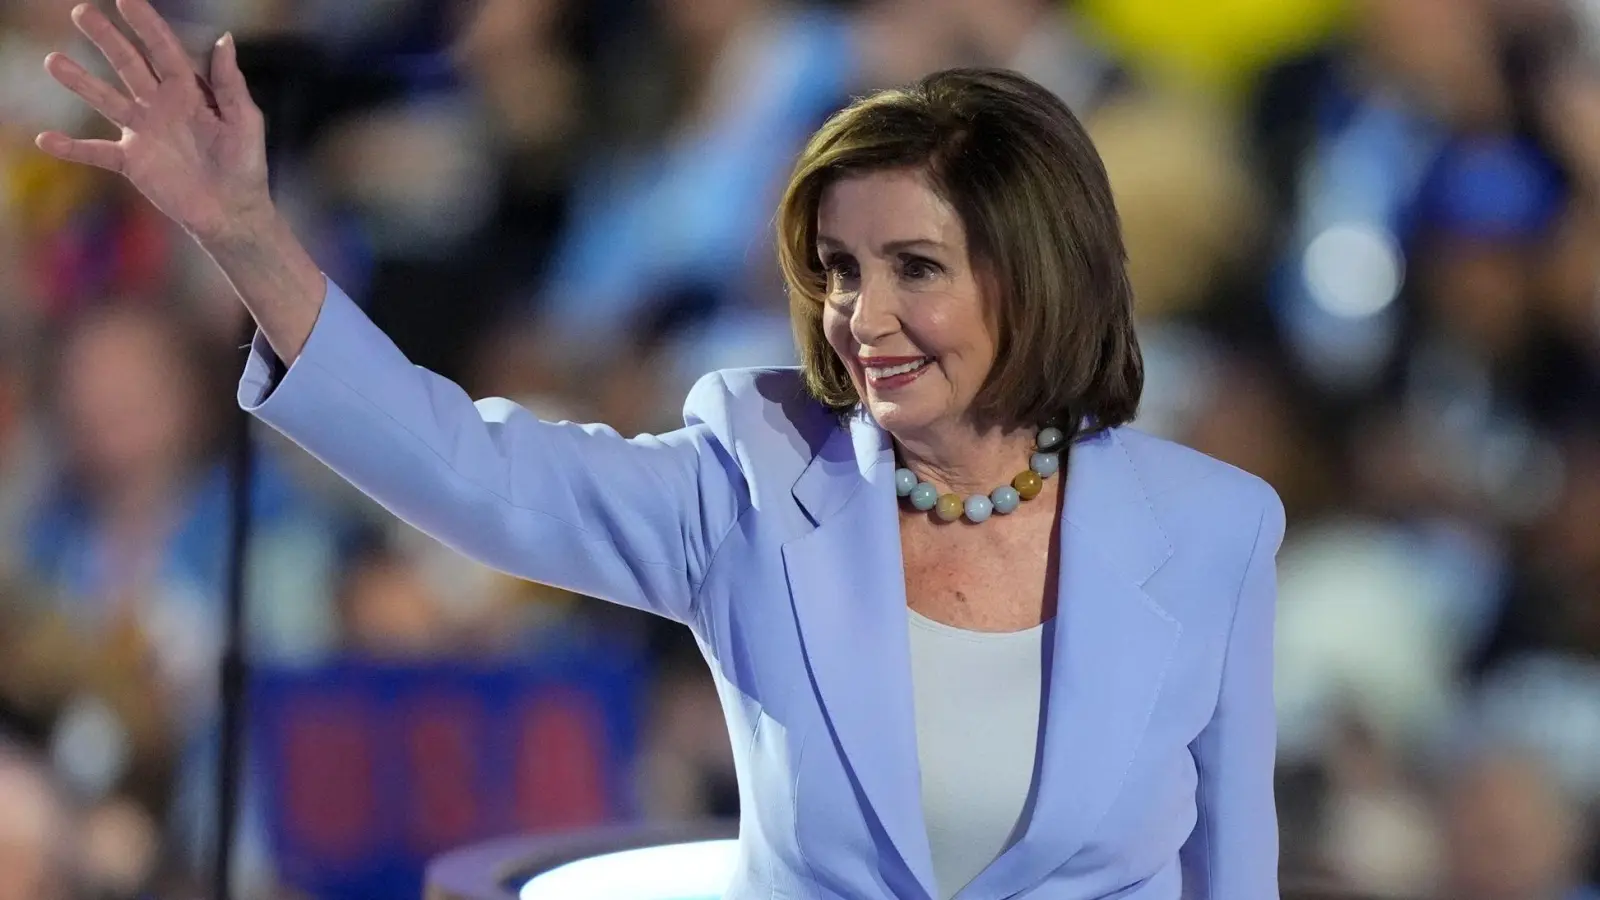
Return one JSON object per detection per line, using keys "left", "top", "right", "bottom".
{"left": 776, "top": 68, "right": 1142, "bottom": 436}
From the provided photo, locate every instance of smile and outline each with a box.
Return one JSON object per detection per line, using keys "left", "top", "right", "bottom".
{"left": 865, "top": 358, "right": 929, "bottom": 378}
{"left": 862, "top": 357, "right": 932, "bottom": 388}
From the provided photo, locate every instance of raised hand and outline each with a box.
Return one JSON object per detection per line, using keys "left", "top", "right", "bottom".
{"left": 36, "top": 0, "right": 271, "bottom": 244}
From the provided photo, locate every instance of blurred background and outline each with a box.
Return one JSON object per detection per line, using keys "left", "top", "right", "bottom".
{"left": 1, "top": 0, "right": 1598, "bottom": 897}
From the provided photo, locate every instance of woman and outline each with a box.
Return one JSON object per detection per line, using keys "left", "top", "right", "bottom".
{"left": 36, "top": 2, "right": 1285, "bottom": 897}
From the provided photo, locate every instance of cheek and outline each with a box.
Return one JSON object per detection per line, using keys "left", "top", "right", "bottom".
{"left": 821, "top": 304, "right": 846, "bottom": 337}
{"left": 912, "top": 305, "right": 992, "bottom": 367}
{"left": 822, "top": 307, "right": 856, "bottom": 359}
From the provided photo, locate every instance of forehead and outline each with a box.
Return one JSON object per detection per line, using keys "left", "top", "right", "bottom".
{"left": 816, "top": 169, "right": 965, "bottom": 247}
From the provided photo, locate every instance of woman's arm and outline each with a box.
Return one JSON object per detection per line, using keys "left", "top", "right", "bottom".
{"left": 34, "top": 0, "right": 746, "bottom": 627}
{"left": 1179, "top": 489, "right": 1286, "bottom": 898}
{"left": 37, "top": 1, "right": 323, "bottom": 363}
{"left": 202, "top": 203, "right": 326, "bottom": 365}
{"left": 241, "top": 277, "right": 746, "bottom": 626}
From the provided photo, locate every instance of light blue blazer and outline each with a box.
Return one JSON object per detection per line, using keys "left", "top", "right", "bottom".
{"left": 240, "top": 280, "right": 1286, "bottom": 900}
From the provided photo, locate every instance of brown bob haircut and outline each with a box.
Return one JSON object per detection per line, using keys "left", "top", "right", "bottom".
{"left": 776, "top": 68, "right": 1142, "bottom": 435}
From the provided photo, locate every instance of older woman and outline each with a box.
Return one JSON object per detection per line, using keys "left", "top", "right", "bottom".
{"left": 36, "top": 1, "right": 1284, "bottom": 897}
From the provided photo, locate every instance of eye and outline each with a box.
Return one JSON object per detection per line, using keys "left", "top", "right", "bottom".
{"left": 820, "top": 252, "right": 859, "bottom": 289}
{"left": 900, "top": 255, "right": 941, "bottom": 281}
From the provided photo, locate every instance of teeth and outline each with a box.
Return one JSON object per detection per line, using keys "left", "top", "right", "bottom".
{"left": 866, "top": 358, "right": 930, "bottom": 378}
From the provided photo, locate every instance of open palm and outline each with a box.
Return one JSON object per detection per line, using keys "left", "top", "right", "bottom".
{"left": 36, "top": 0, "right": 271, "bottom": 244}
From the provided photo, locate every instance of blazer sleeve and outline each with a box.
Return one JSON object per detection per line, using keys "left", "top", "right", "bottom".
{"left": 1179, "top": 487, "right": 1286, "bottom": 899}
{"left": 238, "top": 277, "right": 746, "bottom": 628}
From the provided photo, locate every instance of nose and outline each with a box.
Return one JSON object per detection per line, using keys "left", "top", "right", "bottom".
{"left": 849, "top": 274, "right": 899, "bottom": 347}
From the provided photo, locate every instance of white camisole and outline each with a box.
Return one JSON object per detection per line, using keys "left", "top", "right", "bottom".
{"left": 907, "top": 608, "right": 1051, "bottom": 899}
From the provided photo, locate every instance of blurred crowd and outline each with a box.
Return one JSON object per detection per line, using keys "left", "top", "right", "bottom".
{"left": 1, "top": 0, "right": 1598, "bottom": 898}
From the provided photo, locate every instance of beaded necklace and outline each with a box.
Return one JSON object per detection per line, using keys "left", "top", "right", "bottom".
{"left": 895, "top": 425, "right": 1065, "bottom": 523}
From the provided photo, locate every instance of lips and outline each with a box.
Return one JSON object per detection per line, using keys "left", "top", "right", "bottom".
{"left": 859, "top": 355, "right": 933, "bottom": 390}
{"left": 862, "top": 357, "right": 931, "bottom": 379}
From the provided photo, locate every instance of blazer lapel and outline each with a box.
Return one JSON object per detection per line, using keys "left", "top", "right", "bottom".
{"left": 781, "top": 412, "right": 938, "bottom": 898}
{"left": 959, "top": 429, "right": 1181, "bottom": 900}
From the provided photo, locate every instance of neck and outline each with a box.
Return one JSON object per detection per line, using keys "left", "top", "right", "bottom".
{"left": 893, "top": 420, "right": 1040, "bottom": 496}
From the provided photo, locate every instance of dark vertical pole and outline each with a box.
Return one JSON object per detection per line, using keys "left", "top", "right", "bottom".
{"left": 214, "top": 329, "right": 254, "bottom": 900}
{"left": 213, "top": 35, "right": 314, "bottom": 900}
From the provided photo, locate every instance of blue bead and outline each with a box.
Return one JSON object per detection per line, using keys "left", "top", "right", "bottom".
{"left": 895, "top": 467, "right": 917, "bottom": 497}
{"left": 990, "top": 485, "right": 1021, "bottom": 514}
{"left": 964, "top": 494, "right": 993, "bottom": 523}
{"left": 1036, "top": 426, "right": 1066, "bottom": 452}
{"left": 1030, "top": 451, "right": 1060, "bottom": 478}
{"left": 909, "top": 482, "right": 939, "bottom": 511}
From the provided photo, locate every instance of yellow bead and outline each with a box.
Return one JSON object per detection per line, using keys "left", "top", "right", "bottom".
{"left": 935, "top": 493, "right": 964, "bottom": 521}
{"left": 1013, "top": 470, "right": 1043, "bottom": 500}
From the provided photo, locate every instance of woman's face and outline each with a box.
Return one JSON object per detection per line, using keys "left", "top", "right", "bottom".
{"left": 818, "top": 168, "right": 996, "bottom": 439}
{"left": 58, "top": 311, "right": 198, "bottom": 490}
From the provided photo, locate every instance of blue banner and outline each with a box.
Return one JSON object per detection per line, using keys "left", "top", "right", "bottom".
{"left": 250, "top": 646, "right": 648, "bottom": 899}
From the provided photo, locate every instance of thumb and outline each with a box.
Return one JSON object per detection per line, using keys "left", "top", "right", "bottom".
{"left": 210, "top": 33, "right": 258, "bottom": 127}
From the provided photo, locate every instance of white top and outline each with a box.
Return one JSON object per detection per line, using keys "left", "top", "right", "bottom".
{"left": 907, "top": 609, "right": 1051, "bottom": 900}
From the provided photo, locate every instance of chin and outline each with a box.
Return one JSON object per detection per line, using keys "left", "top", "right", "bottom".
{"left": 862, "top": 395, "right": 938, "bottom": 436}
{"left": 852, "top": 365, "right": 958, "bottom": 436}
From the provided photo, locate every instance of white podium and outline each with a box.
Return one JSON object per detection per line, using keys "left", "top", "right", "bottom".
{"left": 426, "top": 824, "right": 1401, "bottom": 900}
{"left": 424, "top": 822, "right": 738, "bottom": 900}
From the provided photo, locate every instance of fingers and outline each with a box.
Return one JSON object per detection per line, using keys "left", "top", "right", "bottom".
{"left": 35, "top": 133, "right": 125, "bottom": 174}
{"left": 44, "top": 52, "right": 134, "bottom": 128}
{"left": 115, "top": 0, "right": 197, "bottom": 86}
{"left": 71, "top": 3, "right": 159, "bottom": 101}
{"left": 209, "top": 33, "right": 255, "bottom": 126}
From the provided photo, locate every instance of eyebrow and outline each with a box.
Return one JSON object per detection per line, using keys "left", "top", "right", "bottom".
{"left": 815, "top": 236, "right": 949, "bottom": 256}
